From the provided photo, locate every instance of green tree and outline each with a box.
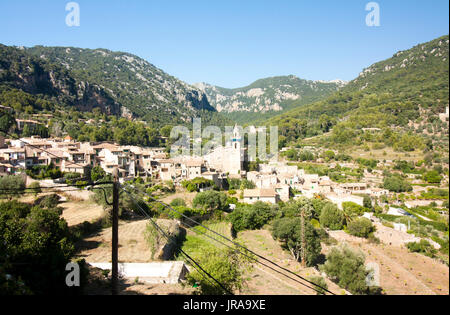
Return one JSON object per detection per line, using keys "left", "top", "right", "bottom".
{"left": 240, "top": 179, "right": 256, "bottom": 190}
{"left": 0, "top": 111, "right": 16, "bottom": 133}
{"left": 272, "top": 217, "right": 322, "bottom": 266}
{"left": 0, "top": 201, "right": 75, "bottom": 294}
{"left": 307, "top": 276, "right": 328, "bottom": 295}
{"left": 347, "top": 218, "right": 375, "bottom": 238}
{"left": 423, "top": 170, "right": 442, "bottom": 184}
{"left": 90, "top": 165, "right": 107, "bottom": 182}
{"left": 160, "top": 125, "right": 173, "bottom": 138}
{"left": 319, "top": 204, "right": 344, "bottom": 230}
{"left": 363, "top": 195, "right": 373, "bottom": 210}
{"left": 320, "top": 244, "right": 370, "bottom": 295}
{"left": 322, "top": 150, "right": 336, "bottom": 161}
{"left": 228, "top": 202, "right": 277, "bottom": 232}
{"left": 0, "top": 175, "right": 26, "bottom": 200}
{"left": 342, "top": 202, "right": 366, "bottom": 218}
{"left": 383, "top": 175, "right": 412, "bottom": 193}
{"left": 406, "top": 240, "right": 437, "bottom": 258}
{"left": 193, "top": 190, "right": 229, "bottom": 213}
{"left": 28, "top": 181, "right": 42, "bottom": 197}
{"left": 186, "top": 246, "right": 253, "bottom": 295}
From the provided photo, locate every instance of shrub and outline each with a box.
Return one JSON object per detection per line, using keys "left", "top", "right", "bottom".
{"left": 25, "top": 165, "right": 63, "bottom": 180}
{"left": 319, "top": 204, "right": 344, "bottom": 230}
{"left": 347, "top": 218, "right": 375, "bottom": 238}
{"left": 193, "top": 190, "right": 229, "bottom": 213}
{"left": 342, "top": 202, "right": 366, "bottom": 218}
{"left": 383, "top": 175, "right": 412, "bottom": 193}
{"left": 33, "top": 194, "right": 61, "bottom": 210}
{"left": 170, "top": 198, "right": 186, "bottom": 207}
{"left": 0, "top": 200, "right": 74, "bottom": 294}
{"left": 406, "top": 240, "right": 437, "bottom": 258}
{"left": 75, "top": 180, "right": 88, "bottom": 189}
{"left": 272, "top": 217, "right": 322, "bottom": 266}
{"left": 186, "top": 183, "right": 198, "bottom": 193}
{"left": 228, "top": 202, "right": 277, "bottom": 232}
{"left": 307, "top": 276, "right": 328, "bottom": 295}
{"left": 320, "top": 244, "right": 371, "bottom": 295}
{"left": 185, "top": 246, "right": 254, "bottom": 295}
{"left": 0, "top": 175, "right": 26, "bottom": 200}
{"left": 65, "top": 172, "right": 82, "bottom": 180}
{"left": 28, "top": 181, "right": 42, "bottom": 196}
{"left": 423, "top": 170, "right": 442, "bottom": 184}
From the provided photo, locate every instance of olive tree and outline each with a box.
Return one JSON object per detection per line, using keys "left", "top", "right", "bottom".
{"left": 0, "top": 175, "right": 26, "bottom": 200}
{"left": 320, "top": 244, "right": 371, "bottom": 295}
{"left": 272, "top": 217, "right": 322, "bottom": 266}
{"left": 319, "top": 204, "right": 344, "bottom": 230}
{"left": 186, "top": 246, "right": 253, "bottom": 295}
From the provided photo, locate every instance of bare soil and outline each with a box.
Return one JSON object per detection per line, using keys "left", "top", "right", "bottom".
{"left": 236, "top": 230, "right": 346, "bottom": 295}
{"left": 327, "top": 231, "right": 449, "bottom": 295}
{"left": 61, "top": 200, "right": 105, "bottom": 227}
{"left": 76, "top": 219, "right": 152, "bottom": 263}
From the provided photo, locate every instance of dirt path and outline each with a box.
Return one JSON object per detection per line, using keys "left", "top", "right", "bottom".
{"left": 61, "top": 200, "right": 105, "bottom": 227}
{"left": 76, "top": 219, "right": 152, "bottom": 263}
{"left": 326, "top": 231, "right": 449, "bottom": 295}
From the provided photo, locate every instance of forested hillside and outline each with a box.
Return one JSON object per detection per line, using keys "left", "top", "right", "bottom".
{"left": 0, "top": 44, "right": 121, "bottom": 116}
{"left": 267, "top": 35, "right": 449, "bottom": 152}
{"left": 25, "top": 46, "right": 231, "bottom": 126}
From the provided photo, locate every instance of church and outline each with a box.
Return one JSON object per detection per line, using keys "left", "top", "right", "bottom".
{"left": 204, "top": 125, "right": 246, "bottom": 175}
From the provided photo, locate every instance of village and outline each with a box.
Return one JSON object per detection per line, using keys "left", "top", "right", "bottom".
{"left": 0, "top": 107, "right": 449, "bottom": 296}
{"left": 0, "top": 124, "right": 398, "bottom": 208}
{"left": 1, "top": 120, "right": 448, "bottom": 251}
{"left": 0, "top": 115, "right": 449, "bottom": 296}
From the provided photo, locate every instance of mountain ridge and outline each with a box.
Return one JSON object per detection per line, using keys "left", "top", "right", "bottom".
{"left": 194, "top": 75, "right": 346, "bottom": 124}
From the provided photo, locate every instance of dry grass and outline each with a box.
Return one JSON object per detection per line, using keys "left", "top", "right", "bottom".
{"left": 236, "top": 230, "right": 344, "bottom": 295}
{"left": 61, "top": 200, "right": 106, "bottom": 227}
{"left": 76, "top": 219, "right": 152, "bottom": 263}
{"left": 349, "top": 147, "right": 424, "bottom": 162}
{"left": 325, "top": 232, "right": 449, "bottom": 295}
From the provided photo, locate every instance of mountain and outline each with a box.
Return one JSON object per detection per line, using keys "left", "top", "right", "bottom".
{"left": 6, "top": 45, "right": 227, "bottom": 126}
{"left": 0, "top": 44, "right": 121, "bottom": 116}
{"left": 266, "top": 35, "right": 449, "bottom": 149}
{"left": 194, "top": 76, "right": 346, "bottom": 124}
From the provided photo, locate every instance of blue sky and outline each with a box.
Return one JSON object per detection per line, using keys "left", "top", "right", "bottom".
{"left": 0, "top": 0, "right": 448, "bottom": 88}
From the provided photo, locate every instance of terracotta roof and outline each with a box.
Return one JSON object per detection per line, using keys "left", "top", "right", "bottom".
{"left": 244, "top": 188, "right": 277, "bottom": 198}
{"left": 184, "top": 160, "right": 203, "bottom": 167}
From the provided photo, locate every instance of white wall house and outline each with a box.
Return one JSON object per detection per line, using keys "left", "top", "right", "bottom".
{"left": 243, "top": 188, "right": 280, "bottom": 204}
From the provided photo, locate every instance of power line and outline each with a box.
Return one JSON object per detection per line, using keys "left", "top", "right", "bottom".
{"left": 120, "top": 185, "right": 234, "bottom": 295}
{"left": 150, "top": 204, "right": 327, "bottom": 294}
{"left": 0, "top": 182, "right": 114, "bottom": 204}
{"left": 128, "top": 185, "right": 336, "bottom": 295}
{"left": 0, "top": 188, "right": 100, "bottom": 196}
{"left": 174, "top": 217, "right": 326, "bottom": 294}
{"left": 121, "top": 185, "right": 233, "bottom": 295}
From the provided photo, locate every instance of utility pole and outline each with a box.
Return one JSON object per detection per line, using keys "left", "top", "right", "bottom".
{"left": 111, "top": 168, "right": 119, "bottom": 295}
{"left": 300, "top": 207, "right": 306, "bottom": 267}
